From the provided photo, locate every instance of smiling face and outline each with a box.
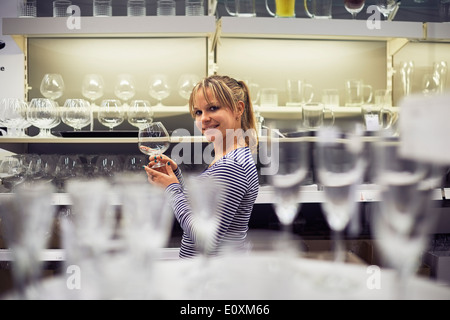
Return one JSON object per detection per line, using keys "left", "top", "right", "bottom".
{"left": 193, "top": 88, "right": 243, "bottom": 144}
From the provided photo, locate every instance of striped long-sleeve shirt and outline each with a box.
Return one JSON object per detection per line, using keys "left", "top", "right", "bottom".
{"left": 165, "top": 147, "right": 259, "bottom": 259}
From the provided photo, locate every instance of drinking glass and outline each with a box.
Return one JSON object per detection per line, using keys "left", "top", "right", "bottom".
{"left": 53, "top": 0, "right": 72, "bottom": 17}
{"left": 17, "top": 0, "right": 37, "bottom": 18}
{"left": 376, "top": 0, "right": 397, "bottom": 20}
{"left": 93, "top": 0, "right": 112, "bottom": 17}
{"left": 40, "top": 73, "right": 65, "bottom": 105}
{"left": 0, "top": 182, "right": 56, "bottom": 298}
{"left": 98, "top": 99, "right": 125, "bottom": 131}
{"left": 127, "top": 100, "right": 154, "bottom": 129}
{"left": 433, "top": 61, "right": 448, "bottom": 93}
{"left": 399, "top": 61, "right": 414, "bottom": 97}
{"left": 138, "top": 122, "right": 171, "bottom": 169}
{"left": 123, "top": 154, "right": 147, "bottom": 172}
{"left": 148, "top": 74, "right": 171, "bottom": 106}
{"left": 371, "top": 138, "right": 442, "bottom": 299}
{"left": 117, "top": 173, "right": 173, "bottom": 297}
{"left": 61, "top": 99, "right": 92, "bottom": 131}
{"left": 267, "top": 131, "right": 311, "bottom": 241}
{"left": 344, "top": 0, "right": 365, "bottom": 19}
{"left": 114, "top": 74, "right": 136, "bottom": 106}
{"left": 422, "top": 73, "right": 440, "bottom": 96}
{"left": 21, "top": 153, "right": 44, "bottom": 184}
{"left": 95, "top": 154, "right": 123, "bottom": 179}
{"left": 53, "top": 154, "right": 85, "bottom": 192}
{"left": 127, "top": 0, "right": 146, "bottom": 16}
{"left": 26, "top": 98, "right": 60, "bottom": 137}
{"left": 185, "top": 0, "right": 204, "bottom": 16}
{"left": 0, "top": 155, "right": 26, "bottom": 192}
{"left": 177, "top": 74, "right": 200, "bottom": 105}
{"left": 81, "top": 74, "right": 105, "bottom": 107}
{"left": 157, "top": 0, "right": 176, "bottom": 16}
{"left": 0, "top": 98, "right": 29, "bottom": 137}
{"left": 315, "top": 127, "right": 366, "bottom": 263}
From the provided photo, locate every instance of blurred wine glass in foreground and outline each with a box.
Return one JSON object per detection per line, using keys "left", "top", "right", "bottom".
{"left": 0, "top": 182, "right": 56, "bottom": 298}
{"left": 371, "top": 137, "right": 444, "bottom": 299}
{"left": 315, "top": 127, "right": 366, "bottom": 263}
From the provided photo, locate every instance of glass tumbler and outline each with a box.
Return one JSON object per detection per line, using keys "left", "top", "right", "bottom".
{"left": 157, "top": 0, "right": 176, "bottom": 16}
{"left": 185, "top": 0, "right": 204, "bottom": 16}
{"left": 18, "top": 0, "right": 37, "bottom": 17}
{"left": 93, "top": 0, "right": 112, "bottom": 17}
{"left": 53, "top": 0, "right": 72, "bottom": 17}
{"left": 127, "top": 0, "right": 146, "bottom": 16}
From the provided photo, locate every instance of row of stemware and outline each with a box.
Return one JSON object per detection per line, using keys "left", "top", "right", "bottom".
{"left": 0, "top": 153, "right": 148, "bottom": 193}
{"left": 0, "top": 98, "right": 155, "bottom": 136}
{"left": 41, "top": 73, "right": 200, "bottom": 107}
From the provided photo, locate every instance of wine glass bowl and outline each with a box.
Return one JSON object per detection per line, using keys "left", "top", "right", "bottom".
{"left": 127, "top": 100, "right": 154, "bottom": 129}
{"left": 98, "top": 99, "right": 125, "bottom": 131}
{"left": 148, "top": 74, "right": 171, "bottom": 106}
{"left": 61, "top": 99, "right": 92, "bottom": 131}
{"left": 114, "top": 74, "right": 136, "bottom": 106}
{"left": 0, "top": 155, "right": 26, "bottom": 192}
{"left": 315, "top": 127, "right": 366, "bottom": 263}
{"left": 177, "top": 73, "right": 200, "bottom": 104}
{"left": 371, "top": 138, "right": 439, "bottom": 299}
{"left": 26, "top": 98, "right": 60, "bottom": 137}
{"left": 40, "top": 73, "right": 65, "bottom": 104}
{"left": 82, "top": 74, "right": 105, "bottom": 106}
{"left": 0, "top": 98, "right": 29, "bottom": 137}
{"left": 344, "top": 0, "right": 365, "bottom": 19}
{"left": 138, "top": 122, "right": 170, "bottom": 169}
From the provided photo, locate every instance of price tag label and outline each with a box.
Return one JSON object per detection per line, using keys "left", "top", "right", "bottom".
{"left": 364, "top": 114, "right": 380, "bottom": 131}
{"left": 399, "top": 94, "right": 450, "bottom": 165}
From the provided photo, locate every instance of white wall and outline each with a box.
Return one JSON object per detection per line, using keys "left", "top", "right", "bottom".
{"left": 0, "top": 0, "right": 25, "bottom": 99}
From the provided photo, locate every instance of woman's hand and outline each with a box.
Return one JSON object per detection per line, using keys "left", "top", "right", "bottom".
{"left": 143, "top": 155, "right": 179, "bottom": 188}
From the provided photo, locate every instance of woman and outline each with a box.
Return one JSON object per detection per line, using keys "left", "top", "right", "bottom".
{"left": 143, "top": 75, "right": 259, "bottom": 258}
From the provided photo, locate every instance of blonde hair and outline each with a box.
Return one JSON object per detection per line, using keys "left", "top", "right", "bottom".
{"left": 188, "top": 75, "right": 258, "bottom": 152}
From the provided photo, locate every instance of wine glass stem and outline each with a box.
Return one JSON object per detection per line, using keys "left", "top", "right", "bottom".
{"left": 333, "top": 230, "right": 345, "bottom": 263}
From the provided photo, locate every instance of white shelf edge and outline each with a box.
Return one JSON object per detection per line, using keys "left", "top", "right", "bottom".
{"left": 426, "top": 22, "right": 450, "bottom": 41}
{"left": 0, "top": 186, "right": 447, "bottom": 205}
{"left": 2, "top": 16, "right": 216, "bottom": 37}
{"left": 219, "top": 17, "right": 425, "bottom": 40}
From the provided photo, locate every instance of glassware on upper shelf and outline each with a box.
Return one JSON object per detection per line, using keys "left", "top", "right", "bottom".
{"left": 376, "top": 0, "right": 398, "bottom": 20}
{"left": 82, "top": 74, "right": 105, "bottom": 107}
{"left": 40, "top": 73, "right": 65, "bottom": 105}
{"left": 177, "top": 73, "right": 200, "bottom": 105}
{"left": 344, "top": 0, "right": 365, "bottom": 19}
{"left": 114, "top": 74, "right": 136, "bottom": 106}
{"left": 148, "top": 74, "right": 171, "bottom": 106}
{"left": 98, "top": 99, "right": 126, "bottom": 131}
{"left": 399, "top": 61, "right": 414, "bottom": 97}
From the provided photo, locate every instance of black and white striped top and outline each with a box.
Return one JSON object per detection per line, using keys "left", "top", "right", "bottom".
{"left": 165, "top": 147, "right": 259, "bottom": 259}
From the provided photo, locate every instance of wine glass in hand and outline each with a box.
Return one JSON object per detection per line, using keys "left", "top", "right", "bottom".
{"left": 138, "top": 122, "right": 170, "bottom": 169}
{"left": 344, "top": 0, "right": 365, "bottom": 19}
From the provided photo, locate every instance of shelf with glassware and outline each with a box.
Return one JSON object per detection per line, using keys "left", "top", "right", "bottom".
{"left": 1, "top": 16, "right": 217, "bottom": 38}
